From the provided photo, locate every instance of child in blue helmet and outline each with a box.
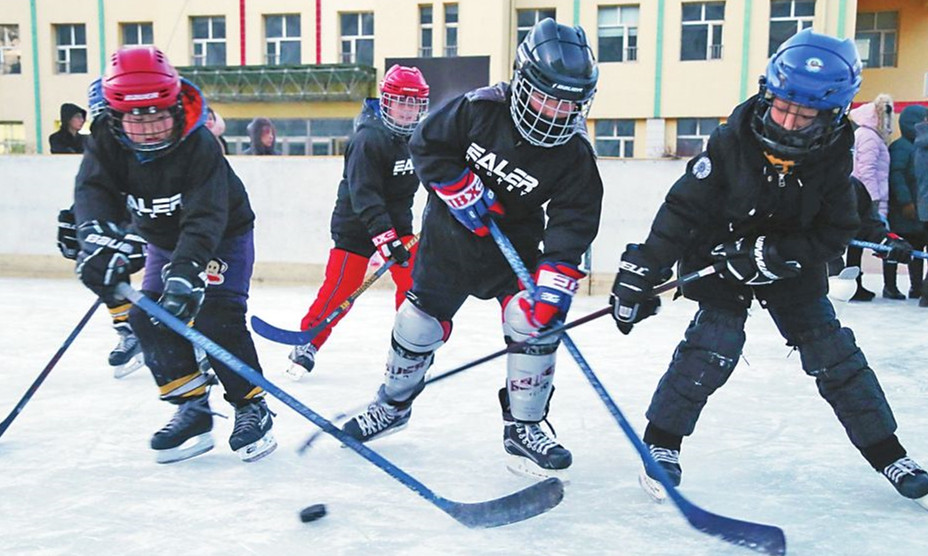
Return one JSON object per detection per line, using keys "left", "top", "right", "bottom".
{"left": 610, "top": 29, "right": 928, "bottom": 508}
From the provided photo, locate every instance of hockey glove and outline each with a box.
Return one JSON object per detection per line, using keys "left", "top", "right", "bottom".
{"left": 876, "top": 233, "right": 913, "bottom": 265}
{"left": 710, "top": 235, "right": 801, "bottom": 286}
{"left": 372, "top": 228, "right": 411, "bottom": 266}
{"left": 518, "top": 262, "right": 585, "bottom": 328}
{"left": 75, "top": 220, "right": 146, "bottom": 303}
{"left": 156, "top": 260, "right": 207, "bottom": 325}
{"left": 430, "top": 169, "right": 504, "bottom": 237}
{"left": 610, "top": 244, "right": 672, "bottom": 335}
{"left": 57, "top": 208, "right": 79, "bottom": 260}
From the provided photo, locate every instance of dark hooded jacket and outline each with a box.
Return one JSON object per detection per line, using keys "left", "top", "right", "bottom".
{"left": 888, "top": 104, "right": 928, "bottom": 233}
{"left": 330, "top": 99, "right": 420, "bottom": 256}
{"left": 642, "top": 95, "right": 858, "bottom": 311}
{"left": 243, "top": 117, "right": 279, "bottom": 155}
{"left": 49, "top": 103, "right": 87, "bottom": 154}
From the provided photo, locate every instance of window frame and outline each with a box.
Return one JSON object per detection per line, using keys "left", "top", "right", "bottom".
{"left": 55, "top": 23, "right": 88, "bottom": 74}
{"left": 594, "top": 119, "right": 635, "bottom": 159}
{"left": 191, "top": 15, "right": 227, "bottom": 67}
{"left": 768, "top": 0, "right": 814, "bottom": 56}
{"left": 339, "top": 12, "right": 374, "bottom": 65}
{"left": 516, "top": 8, "right": 556, "bottom": 47}
{"left": 855, "top": 11, "right": 898, "bottom": 69}
{"left": 265, "top": 14, "right": 301, "bottom": 65}
{"left": 444, "top": 3, "right": 458, "bottom": 57}
{"left": 598, "top": 5, "right": 640, "bottom": 63}
{"left": 680, "top": 2, "right": 725, "bottom": 61}
{"left": 675, "top": 117, "right": 719, "bottom": 157}
{"left": 121, "top": 22, "right": 154, "bottom": 47}
{"left": 419, "top": 5, "right": 433, "bottom": 58}
{"left": 0, "top": 24, "right": 21, "bottom": 75}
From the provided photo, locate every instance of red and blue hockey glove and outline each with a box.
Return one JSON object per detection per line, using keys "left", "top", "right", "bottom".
{"left": 156, "top": 260, "right": 207, "bottom": 325}
{"left": 518, "top": 262, "right": 585, "bottom": 328}
{"left": 875, "top": 233, "right": 913, "bottom": 265}
{"left": 710, "top": 236, "right": 801, "bottom": 286}
{"left": 610, "top": 244, "right": 672, "bottom": 335}
{"left": 430, "top": 169, "right": 504, "bottom": 237}
{"left": 75, "top": 220, "right": 146, "bottom": 303}
{"left": 372, "top": 227, "right": 411, "bottom": 266}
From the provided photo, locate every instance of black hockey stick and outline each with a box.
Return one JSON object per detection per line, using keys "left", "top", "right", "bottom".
{"left": 488, "top": 220, "right": 786, "bottom": 555}
{"left": 0, "top": 298, "right": 102, "bottom": 439}
{"left": 116, "top": 283, "right": 563, "bottom": 528}
{"left": 296, "top": 261, "right": 724, "bottom": 454}
{"left": 849, "top": 239, "right": 928, "bottom": 260}
{"left": 251, "top": 234, "right": 420, "bottom": 346}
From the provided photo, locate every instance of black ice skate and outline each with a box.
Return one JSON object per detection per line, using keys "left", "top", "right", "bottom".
{"left": 229, "top": 398, "right": 277, "bottom": 462}
{"left": 109, "top": 323, "right": 144, "bottom": 379}
{"left": 882, "top": 457, "right": 928, "bottom": 510}
{"left": 285, "top": 343, "right": 316, "bottom": 381}
{"left": 638, "top": 445, "right": 682, "bottom": 503}
{"left": 150, "top": 395, "right": 214, "bottom": 464}
{"left": 342, "top": 386, "right": 414, "bottom": 443}
{"left": 502, "top": 419, "right": 572, "bottom": 481}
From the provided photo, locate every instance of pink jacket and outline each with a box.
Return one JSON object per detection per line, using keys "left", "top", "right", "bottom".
{"left": 850, "top": 102, "right": 891, "bottom": 216}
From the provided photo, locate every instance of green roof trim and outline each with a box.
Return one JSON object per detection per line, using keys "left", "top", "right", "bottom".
{"left": 175, "top": 64, "right": 378, "bottom": 103}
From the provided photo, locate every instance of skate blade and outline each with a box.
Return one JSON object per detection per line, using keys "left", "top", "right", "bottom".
{"left": 638, "top": 469, "right": 668, "bottom": 503}
{"left": 283, "top": 364, "right": 308, "bottom": 382}
{"left": 113, "top": 354, "right": 145, "bottom": 379}
{"left": 505, "top": 454, "right": 571, "bottom": 484}
{"left": 235, "top": 432, "right": 278, "bottom": 462}
{"left": 915, "top": 494, "right": 928, "bottom": 512}
{"left": 155, "top": 433, "right": 215, "bottom": 464}
{"left": 340, "top": 422, "right": 409, "bottom": 448}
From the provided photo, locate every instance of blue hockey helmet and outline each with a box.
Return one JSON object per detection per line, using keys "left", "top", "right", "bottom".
{"left": 751, "top": 29, "right": 862, "bottom": 162}
{"left": 87, "top": 77, "right": 106, "bottom": 119}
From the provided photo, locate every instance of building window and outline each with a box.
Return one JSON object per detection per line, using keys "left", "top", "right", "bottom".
{"left": 266, "top": 14, "right": 301, "bottom": 65}
{"left": 676, "top": 118, "right": 718, "bottom": 157}
{"left": 419, "top": 6, "right": 433, "bottom": 57}
{"left": 444, "top": 3, "right": 458, "bottom": 57}
{"left": 192, "top": 16, "right": 226, "bottom": 66}
{"left": 224, "top": 118, "right": 352, "bottom": 156}
{"left": 0, "top": 25, "right": 21, "bottom": 75}
{"left": 595, "top": 119, "right": 635, "bottom": 158}
{"left": 122, "top": 22, "right": 153, "bottom": 46}
{"left": 340, "top": 12, "right": 374, "bottom": 65}
{"left": 55, "top": 24, "right": 87, "bottom": 74}
{"left": 856, "top": 12, "right": 898, "bottom": 68}
{"left": 517, "top": 9, "right": 556, "bottom": 47}
{"left": 681, "top": 2, "right": 725, "bottom": 61}
{"left": 598, "top": 5, "right": 639, "bottom": 63}
{"left": 0, "top": 121, "right": 26, "bottom": 154}
{"left": 768, "top": 0, "right": 814, "bottom": 56}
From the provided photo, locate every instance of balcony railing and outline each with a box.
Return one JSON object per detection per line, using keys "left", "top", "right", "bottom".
{"left": 176, "top": 64, "right": 377, "bottom": 103}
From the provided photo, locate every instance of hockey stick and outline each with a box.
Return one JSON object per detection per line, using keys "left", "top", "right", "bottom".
{"left": 849, "top": 239, "right": 928, "bottom": 260}
{"left": 116, "top": 283, "right": 563, "bottom": 528}
{"left": 296, "top": 261, "right": 724, "bottom": 454}
{"left": 252, "top": 234, "right": 421, "bottom": 345}
{"left": 0, "top": 298, "right": 103, "bottom": 439}
{"left": 487, "top": 220, "right": 786, "bottom": 555}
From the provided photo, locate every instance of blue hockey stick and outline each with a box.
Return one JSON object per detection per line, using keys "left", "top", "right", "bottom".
{"left": 487, "top": 220, "right": 786, "bottom": 555}
{"left": 115, "top": 283, "right": 562, "bottom": 529}
{"left": 1, "top": 298, "right": 102, "bottom": 439}
{"left": 252, "top": 235, "right": 420, "bottom": 346}
{"left": 849, "top": 239, "right": 928, "bottom": 260}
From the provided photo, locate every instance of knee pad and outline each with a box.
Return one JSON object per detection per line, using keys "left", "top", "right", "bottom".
{"left": 383, "top": 301, "right": 450, "bottom": 402}
{"left": 795, "top": 324, "right": 868, "bottom": 380}
{"left": 501, "top": 291, "right": 562, "bottom": 349}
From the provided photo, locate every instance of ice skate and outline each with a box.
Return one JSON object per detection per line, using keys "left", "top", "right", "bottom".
{"left": 229, "top": 397, "right": 277, "bottom": 462}
{"left": 882, "top": 456, "right": 928, "bottom": 510}
{"left": 503, "top": 419, "right": 571, "bottom": 481}
{"left": 109, "top": 323, "right": 144, "bottom": 379}
{"left": 150, "top": 395, "right": 214, "bottom": 464}
{"left": 285, "top": 343, "right": 316, "bottom": 381}
{"left": 638, "top": 445, "right": 682, "bottom": 503}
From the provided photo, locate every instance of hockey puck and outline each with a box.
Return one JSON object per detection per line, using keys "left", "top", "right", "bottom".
{"left": 299, "top": 504, "right": 327, "bottom": 523}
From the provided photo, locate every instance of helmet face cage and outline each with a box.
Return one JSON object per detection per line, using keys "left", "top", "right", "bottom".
{"left": 751, "top": 82, "right": 847, "bottom": 163}
{"left": 108, "top": 102, "right": 184, "bottom": 154}
{"left": 509, "top": 70, "right": 593, "bottom": 148}
{"left": 379, "top": 93, "right": 429, "bottom": 137}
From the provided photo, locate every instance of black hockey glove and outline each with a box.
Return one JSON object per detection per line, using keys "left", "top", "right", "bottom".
{"left": 75, "top": 220, "right": 146, "bottom": 303}
{"left": 57, "top": 208, "right": 78, "bottom": 260}
{"left": 610, "top": 244, "right": 672, "bottom": 335}
{"left": 876, "top": 233, "right": 913, "bottom": 265}
{"left": 372, "top": 228, "right": 411, "bottom": 266}
{"left": 710, "top": 236, "right": 801, "bottom": 286}
{"left": 156, "top": 260, "right": 207, "bottom": 326}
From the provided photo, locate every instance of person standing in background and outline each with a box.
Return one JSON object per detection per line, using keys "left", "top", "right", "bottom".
{"left": 49, "top": 103, "right": 87, "bottom": 154}
{"left": 889, "top": 104, "right": 928, "bottom": 305}
{"left": 244, "top": 117, "right": 279, "bottom": 155}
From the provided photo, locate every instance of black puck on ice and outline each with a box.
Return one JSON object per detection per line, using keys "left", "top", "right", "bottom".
{"left": 300, "top": 503, "right": 327, "bottom": 523}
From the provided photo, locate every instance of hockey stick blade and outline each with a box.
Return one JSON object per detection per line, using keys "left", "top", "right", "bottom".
{"left": 487, "top": 221, "right": 786, "bottom": 554}
{"left": 252, "top": 235, "right": 421, "bottom": 345}
{"left": 117, "top": 283, "right": 562, "bottom": 528}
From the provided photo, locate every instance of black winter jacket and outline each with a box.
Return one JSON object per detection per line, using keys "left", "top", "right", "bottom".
{"left": 888, "top": 105, "right": 928, "bottom": 233}
{"left": 49, "top": 103, "right": 87, "bottom": 154}
{"left": 330, "top": 99, "right": 420, "bottom": 256}
{"left": 643, "top": 95, "right": 858, "bottom": 309}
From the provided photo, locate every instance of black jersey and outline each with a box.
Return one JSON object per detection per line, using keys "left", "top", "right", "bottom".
{"left": 408, "top": 83, "right": 603, "bottom": 298}
{"left": 330, "top": 99, "right": 420, "bottom": 256}
{"left": 74, "top": 95, "right": 254, "bottom": 269}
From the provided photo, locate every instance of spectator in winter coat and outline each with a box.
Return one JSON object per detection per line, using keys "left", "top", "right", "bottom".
{"left": 888, "top": 104, "right": 928, "bottom": 303}
{"left": 849, "top": 94, "right": 896, "bottom": 300}
{"left": 48, "top": 103, "right": 87, "bottom": 154}
{"left": 243, "top": 117, "right": 279, "bottom": 155}
{"left": 205, "top": 107, "right": 230, "bottom": 155}
{"left": 912, "top": 118, "right": 928, "bottom": 306}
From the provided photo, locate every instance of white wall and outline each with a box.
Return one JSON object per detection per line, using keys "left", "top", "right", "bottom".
{"left": 0, "top": 155, "right": 687, "bottom": 291}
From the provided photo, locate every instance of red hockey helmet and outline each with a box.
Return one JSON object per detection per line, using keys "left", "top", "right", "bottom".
{"left": 379, "top": 65, "right": 430, "bottom": 137}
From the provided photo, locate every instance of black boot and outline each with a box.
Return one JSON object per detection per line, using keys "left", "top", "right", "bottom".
{"left": 909, "top": 259, "right": 924, "bottom": 298}
{"left": 882, "top": 263, "right": 906, "bottom": 299}
{"left": 850, "top": 274, "right": 875, "bottom": 302}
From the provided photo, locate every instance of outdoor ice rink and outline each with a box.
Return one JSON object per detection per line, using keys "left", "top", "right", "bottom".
{"left": 1, "top": 275, "right": 926, "bottom": 555}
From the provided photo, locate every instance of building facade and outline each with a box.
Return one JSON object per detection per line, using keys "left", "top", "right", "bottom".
{"left": 0, "top": 0, "right": 925, "bottom": 157}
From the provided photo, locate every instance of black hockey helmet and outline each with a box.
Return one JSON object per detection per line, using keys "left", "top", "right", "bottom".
{"left": 510, "top": 18, "right": 598, "bottom": 147}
